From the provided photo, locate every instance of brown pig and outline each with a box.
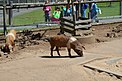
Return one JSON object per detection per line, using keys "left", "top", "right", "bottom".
{"left": 45, "top": 35, "right": 85, "bottom": 57}
{"left": 1, "top": 29, "right": 16, "bottom": 54}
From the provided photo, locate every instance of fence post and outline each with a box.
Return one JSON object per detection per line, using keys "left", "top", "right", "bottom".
{"left": 8, "top": 1, "right": 13, "bottom": 26}
{"left": 3, "top": 0, "right": 7, "bottom": 36}
{"left": 88, "top": 3, "right": 92, "bottom": 19}
{"left": 60, "top": 18, "right": 64, "bottom": 34}
{"left": 71, "top": 1, "right": 76, "bottom": 22}
{"left": 120, "top": 1, "right": 122, "bottom": 16}
{"left": 79, "top": 3, "right": 81, "bottom": 18}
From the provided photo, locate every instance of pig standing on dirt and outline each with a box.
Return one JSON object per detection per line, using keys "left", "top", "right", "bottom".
{"left": 45, "top": 35, "right": 85, "bottom": 57}
{"left": 0, "top": 29, "right": 16, "bottom": 54}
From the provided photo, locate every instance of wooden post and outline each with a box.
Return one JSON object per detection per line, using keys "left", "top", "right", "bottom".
{"left": 3, "top": 0, "right": 7, "bottom": 36}
{"left": 71, "top": 0, "right": 76, "bottom": 21}
{"left": 8, "top": 1, "right": 13, "bottom": 26}
{"left": 76, "top": 1, "right": 79, "bottom": 21}
{"left": 60, "top": 18, "right": 64, "bottom": 34}
{"left": 79, "top": 3, "right": 81, "bottom": 18}
{"left": 17, "top": 0, "right": 20, "bottom": 12}
{"left": 80, "top": 3, "right": 83, "bottom": 18}
{"left": 60, "top": 8, "right": 64, "bottom": 34}
{"left": 78, "top": 1, "right": 80, "bottom": 18}
{"left": 71, "top": 0, "right": 76, "bottom": 35}
{"left": 88, "top": 3, "right": 92, "bottom": 19}
{"left": 66, "top": 0, "right": 70, "bottom": 16}
{"left": 120, "top": 1, "right": 122, "bottom": 16}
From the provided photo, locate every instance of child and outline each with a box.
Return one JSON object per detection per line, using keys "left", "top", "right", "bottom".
{"left": 43, "top": 1, "right": 51, "bottom": 22}
{"left": 51, "top": 6, "right": 61, "bottom": 24}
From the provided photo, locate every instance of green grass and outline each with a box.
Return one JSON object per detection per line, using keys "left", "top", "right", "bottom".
{"left": 97, "top": 2, "right": 120, "bottom": 17}
{"left": 85, "top": 2, "right": 120, "bottom": 17}
{"left": 12, "top": 9, "right": 45, "bottom": 25}
{"left": 12, "top": 2, "right": 120, "bottom": 25}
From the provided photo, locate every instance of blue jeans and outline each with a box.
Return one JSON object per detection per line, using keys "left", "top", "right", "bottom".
{"left": 45, "top": 14, "right": 50, "bottom": 22}
{"left": 81, "top": 9, "right": 87, "bottom": 18}
{"left": 91, "top": 12, "right": 98, "bottom": 22}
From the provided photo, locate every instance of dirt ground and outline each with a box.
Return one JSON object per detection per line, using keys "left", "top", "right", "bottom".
{"left": 0, "top": 23, "right": 122, "bottom": 81}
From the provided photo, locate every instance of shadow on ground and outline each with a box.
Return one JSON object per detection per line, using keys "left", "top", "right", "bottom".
{"left": 40, "top": 55, "right": 82, "bottom": 58}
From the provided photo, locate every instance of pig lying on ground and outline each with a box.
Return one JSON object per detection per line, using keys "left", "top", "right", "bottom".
{"left": 45, "top": 35, "right": 85, "bottom": 57}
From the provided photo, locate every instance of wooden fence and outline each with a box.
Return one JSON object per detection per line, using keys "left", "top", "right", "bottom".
{"left": 0, "top": 0, "right": 121, "bottom": 35}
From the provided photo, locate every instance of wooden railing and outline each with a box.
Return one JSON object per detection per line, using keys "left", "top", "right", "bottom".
{"left": 60, "top": 17, "right": 92, "bottom": 36}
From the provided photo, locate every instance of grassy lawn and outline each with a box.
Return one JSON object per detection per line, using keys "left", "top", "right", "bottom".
{"left": 12, "top": 2, "right": 120, "bottom": 25}
{"left": 97, "top": 2, "right": 120, "bottom": 17}
{"left": 12, "top": 9, "right": 45, "bottom": 25}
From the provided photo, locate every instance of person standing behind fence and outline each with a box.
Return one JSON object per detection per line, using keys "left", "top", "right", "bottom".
{"left": 43, "top": 1, "right": 52, "bottom": 22}
{"left": 81, "top": 3, "right": 88, "bottom": 18}
{"left": 61, "top": 6, "right": 67, "bottom": 16}
{"left": 51, "top": 6, "right": 61, "bottom": 24}
{"left": 67, "top": 5, "right": 76, "bottom": 17}
{"left": 90, "top": 3, "right": 101, "bottom": 23}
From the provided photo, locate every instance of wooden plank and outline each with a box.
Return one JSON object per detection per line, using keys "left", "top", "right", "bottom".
{"left": 120, "top": 1, "right": 122, "bottom": 15}
{"left": 12, "top": 2, "right": 44, "bottom": 6}
{"left": 84, "top": 64, "right": 122, "bottom": 77}
{"left": 62, "top": 27, "right": 75, "bottom": 34}
{"left": 75, "top": 19, "right": 92, "bottom": 24}
{"left": 60, "top": 22, "right": 75, "bottom": 29}
{"left": 0, "top": 0, "right": 120, "bottom": 9}
{"left": 61, "top": 17, "right": 74, "bottom": 24}
{"left": 10, "top": 0, "right": 121, "bottom": 7}
{"left": 75, "top": 24, "right": 91, "bottom": 29}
